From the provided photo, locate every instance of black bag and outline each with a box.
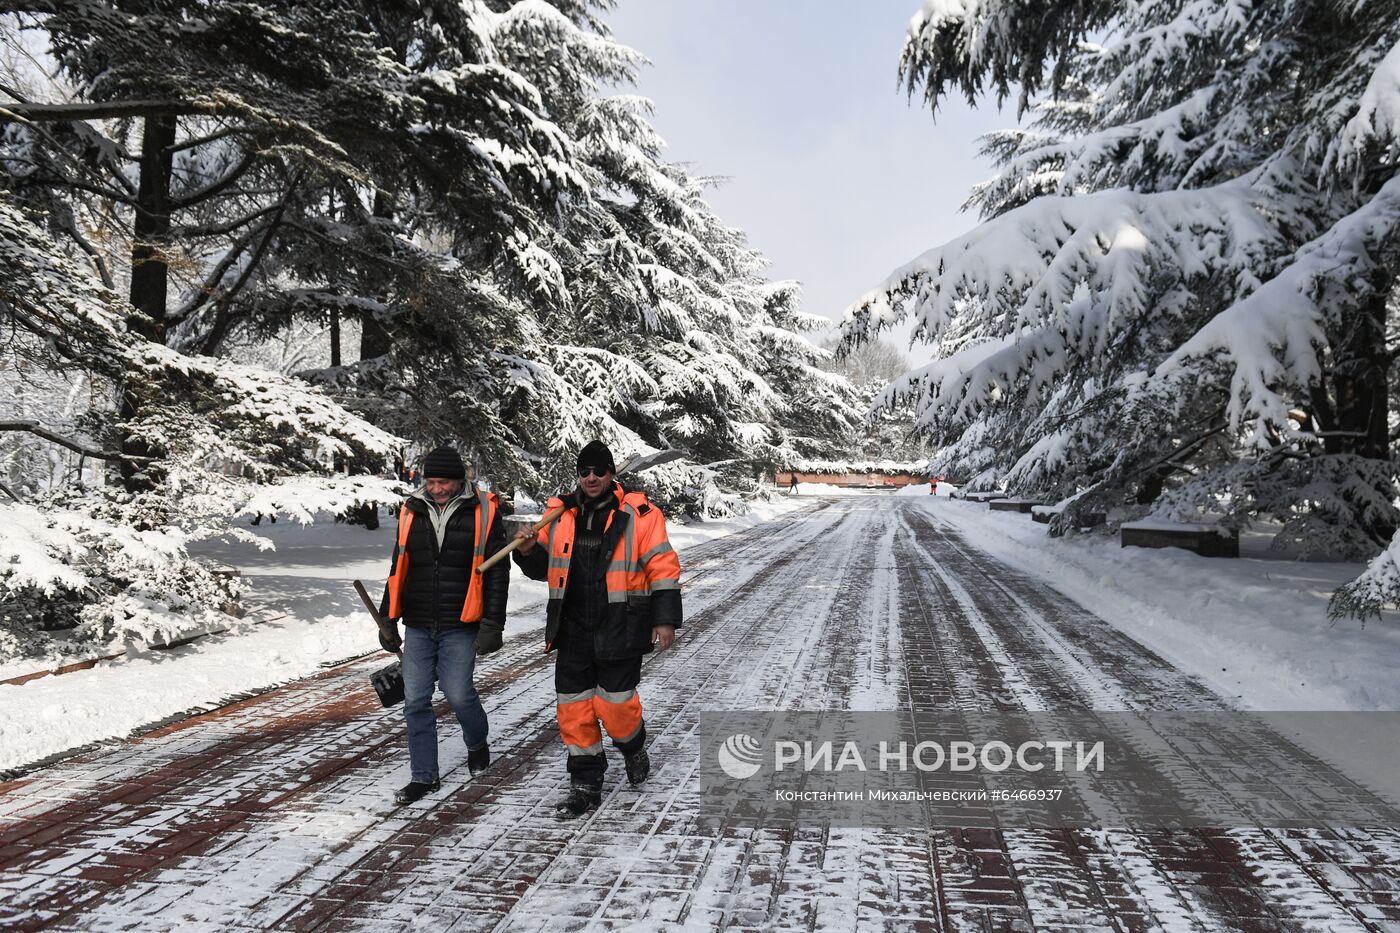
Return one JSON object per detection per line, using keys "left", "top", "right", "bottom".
{"left": 371, "top": 660, "right": 405, "bottom": 708}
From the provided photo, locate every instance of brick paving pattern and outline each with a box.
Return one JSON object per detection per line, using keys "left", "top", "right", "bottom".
{"left": 1, "top": 498, "right": 1398, "bottom": 931}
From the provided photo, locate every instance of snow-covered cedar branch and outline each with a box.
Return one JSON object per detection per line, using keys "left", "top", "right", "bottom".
{"left": 1, "top": 192, "right": 404, "bottom": 654}
{"left": 842, "top": 0, "right": 1400, "bottom": 616}
{"left": 0, "top": 420, "right": 136, "bottom": 460}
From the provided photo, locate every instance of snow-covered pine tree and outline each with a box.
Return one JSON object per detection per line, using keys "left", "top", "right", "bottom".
{"left": 248, "top": 2, "right": 602, "bottom": 495}
{"left": 843, "top": 0, "right": 1400, "bottom": 612}
{"left": 0, "top": 192, "right": 399, "bottom": 656}
{"left": 0, "top": 1, "right": 598, "bottom": 653}
{"left": 1, "top": 2, "right": 587, "bottom": 497}
{"left": 484, "top": 1, "right": 863, "bottom": 510}
{"left": 754, "top": 280, "right": 866, "bottom": 468}
{"left": 821, "top": 335, "right": 927, "bottom": 463}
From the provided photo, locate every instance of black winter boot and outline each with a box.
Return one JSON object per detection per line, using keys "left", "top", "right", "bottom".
{"left": 555, "top": 777, "right": 603, "bottom": 819}
{"left": 467, "top": 743, "right": 490, "bottom": 776}
{"left": 394, "top": 779, "right": 440, "bottom": 805}
{"left": 624, "top": 748, "right": 650, "bottom": 785}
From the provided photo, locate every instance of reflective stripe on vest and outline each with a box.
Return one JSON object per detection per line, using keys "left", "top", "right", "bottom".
{"left": 546, "top": 492, "right": 664, "bottom": 610}
{"left": 546, "top": 519, "right": 565, "bottom": 600}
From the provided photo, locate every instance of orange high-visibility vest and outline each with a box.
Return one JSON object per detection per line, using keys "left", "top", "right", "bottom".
{"left": 385, "top": 489, "right": 498, "bottom": 623}
{"left": 535, "top": 487, "right": 681, "bottom": 648}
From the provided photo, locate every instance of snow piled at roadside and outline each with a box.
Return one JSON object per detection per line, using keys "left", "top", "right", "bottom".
{"left": 894, "top": 481, "right": 957, "bottom": 497}
{"left": 0, "top": 615, "right": 375, "bottom": 772}
{"left": 923, "top": 498, "right": 1400, "bottom": 710}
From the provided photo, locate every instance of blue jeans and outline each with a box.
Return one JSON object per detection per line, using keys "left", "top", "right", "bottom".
{"left": 402, "top": 625, "right": 488, "bottom": 783}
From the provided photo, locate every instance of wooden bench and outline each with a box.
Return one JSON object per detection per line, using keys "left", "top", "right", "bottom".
{"left": 989, "top": 499, "right": 1041, "bottom": 513}
{"left": 1120, "top": 520, "right": 1239, "bottom": 557}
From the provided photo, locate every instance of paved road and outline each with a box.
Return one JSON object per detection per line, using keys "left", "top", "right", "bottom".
{"left": 2, "top": 497, "right": 1398, "bottom": 931}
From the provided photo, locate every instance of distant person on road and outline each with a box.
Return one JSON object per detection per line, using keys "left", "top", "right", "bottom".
{"left": 378, "top": 446, "right": 508, "bottom": 805}
{"left": 788, "top": 473, "right": 799, "bottom": 494}
{"left": 512, "top": 440, "right": 682, "bottom": 819}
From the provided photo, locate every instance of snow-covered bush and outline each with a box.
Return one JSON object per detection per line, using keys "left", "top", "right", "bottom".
{"left": 1332, "top": 535, "right": 1400, "bottom": 622}
{"left": 0, "top": 500, "right": 236, "bottom": 660}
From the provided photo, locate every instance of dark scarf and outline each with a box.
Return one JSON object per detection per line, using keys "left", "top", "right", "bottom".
{"left": 562, "top": 486, "right": 617, "bottom": 631}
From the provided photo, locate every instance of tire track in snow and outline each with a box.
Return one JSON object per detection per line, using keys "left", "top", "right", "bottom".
{"left": 892, "top": 509, "right": 1118, "bottom": 931}
{"left": 914, "top": 505, "right": 1225, "bottom": 709}
{"left": 902, "top": 502, "right": 1392, "bottom": 932}
{"left": 694, "top": 499, "right": 941, "bottom": 931}
{"left": 895, "top": 505, "right": 1267, "bottom": 931}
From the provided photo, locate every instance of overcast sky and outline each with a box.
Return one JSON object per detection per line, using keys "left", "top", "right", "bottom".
{"left": 604, "top": 0, "right": 1012, "bottom": 355}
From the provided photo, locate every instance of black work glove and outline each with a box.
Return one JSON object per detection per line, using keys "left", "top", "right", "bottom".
{"left": 378, "top": 624, "right": 402, "bottom": 655}
{"left": 476, "top": 618, "right": 504, "bottom": 656}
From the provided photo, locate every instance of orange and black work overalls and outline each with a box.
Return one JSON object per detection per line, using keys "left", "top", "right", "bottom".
{"left": 513, "top": 484, "right": 682, "bottom": 777}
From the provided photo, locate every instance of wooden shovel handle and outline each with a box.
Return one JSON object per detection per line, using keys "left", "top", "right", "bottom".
{"left": 476, "top": 504, "right": 566, "bottom": 573}
{"left": 352, "top": 579, "right": 402, "bottom": 659}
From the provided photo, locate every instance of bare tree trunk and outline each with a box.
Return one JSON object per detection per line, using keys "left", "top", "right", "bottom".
{"left": 358, "top": 303, "right": 391, "bottom": 361}
{"left": 120, "top": 114, "right": 177, "bottom": 494}
{"left": 1331, "top": 272, "right": 1396, "bottom": 544}
{"left": 336, "top": 189, "right": 397, "bottom": 531}
{"left": 359, "top": 190, "right": 396, "bottom": 363}
{"left": 128, "top": 115, "right": 176, "bottom": 343}
{"left": 329, "top": 308, "right": 342, "bottom": 367}
{"left": 1134, "top": 469, "right": 1166, "bottom": 505}
{"left": 327, "top": 187, "right": 342, "bottom": 369}
{"left": 1333, "top": 280, "right": 1390, "bottom": 461}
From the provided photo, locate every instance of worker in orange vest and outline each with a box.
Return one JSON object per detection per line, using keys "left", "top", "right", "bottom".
{"left": 512, "top": 441, "right": 682, "bottom": 818}
{"left": 379, "top": 447, "right": 508, "bottom": 805}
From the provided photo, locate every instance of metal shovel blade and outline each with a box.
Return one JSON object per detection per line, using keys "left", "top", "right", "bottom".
{"left": 618, "top": 448, "right": 686, "bottom": 475}
{"left": 371, "top": 660, "right": 405, "bottom": 708}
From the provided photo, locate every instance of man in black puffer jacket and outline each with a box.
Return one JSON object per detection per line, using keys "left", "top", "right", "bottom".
{"left": 378, "top": 446, "right": 508, "bottom": 805}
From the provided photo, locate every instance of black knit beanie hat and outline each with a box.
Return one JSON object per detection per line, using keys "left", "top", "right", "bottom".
{"left": 422, "top": 446, "right": 466, "bottom": 481}
{"left": 576, "top": 440, "right": 616, "bottom": 474}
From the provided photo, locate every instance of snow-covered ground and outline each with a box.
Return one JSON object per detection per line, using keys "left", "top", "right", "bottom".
{"left": 920, "top": 495, "right": 1400, "bottom": 711}
{"left": 12, "top": 495, "right": 1400, "bottom": 933}
{"left": 0, "top": 496, "right": 804, "bottom": 773}
{"left": 8, "top": 488, "right": 1397, "bottom": 777}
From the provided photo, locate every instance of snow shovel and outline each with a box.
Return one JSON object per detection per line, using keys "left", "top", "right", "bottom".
{"left": 475, "top": 448, "right": 686, "bottom": 574}
{"left": 352, "top": 579, "right": 405, "bottom": 708}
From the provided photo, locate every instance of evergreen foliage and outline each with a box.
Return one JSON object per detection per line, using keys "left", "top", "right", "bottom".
{"left": 844, "top": 0, "right": 1400, "bottom": 615}
{"left": 0, "top": 1, "right": 865, "bottom": 656}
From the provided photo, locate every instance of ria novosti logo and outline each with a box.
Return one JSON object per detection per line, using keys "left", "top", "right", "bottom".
{"left": 715, "top": 734, "right": 1106, "bottom": 779}
{"left": 717, "top": 733, "right": 763, "bottom": 779}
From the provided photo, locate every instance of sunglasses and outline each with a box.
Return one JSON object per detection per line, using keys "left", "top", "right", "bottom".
{"left": 577, "top": 466, "right": 612, "bottom": 478}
